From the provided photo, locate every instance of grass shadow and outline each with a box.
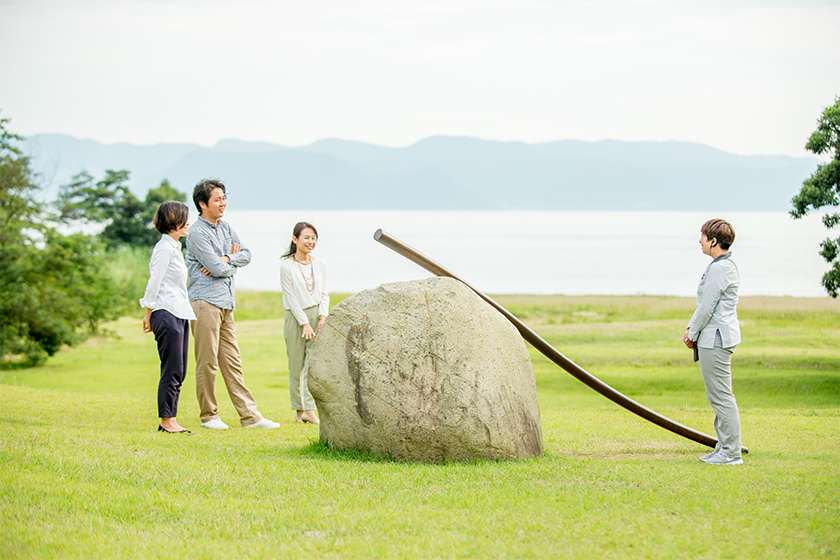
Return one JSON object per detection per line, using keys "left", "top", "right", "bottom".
{"left": 298, "top": 438, "right": 393, "bottom": 463}
{"left": 293, "top": 439, "right": 547, "bottom": 467}
{"left": 0, "top": 416, "right": 48, "bottom": 427}
{"left": 248, "top": 437, "right": 396, "bottom": 463}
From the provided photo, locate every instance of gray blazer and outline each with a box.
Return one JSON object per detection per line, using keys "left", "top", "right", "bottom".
{"left": 687, "top": 252, "right": 741, "bottom": 349}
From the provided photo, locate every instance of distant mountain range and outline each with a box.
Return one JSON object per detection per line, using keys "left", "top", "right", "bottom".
{"left": 23, "top": 134, "right": 818, "bottom": 211}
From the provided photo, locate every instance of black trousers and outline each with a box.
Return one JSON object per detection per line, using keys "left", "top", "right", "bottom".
{"left": 150, "top": 309, "right": 190, "bottom": 418}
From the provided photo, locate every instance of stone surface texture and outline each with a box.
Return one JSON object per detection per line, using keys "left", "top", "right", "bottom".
{"left": 308, "top": 277, "right": 543, "bottom": 462}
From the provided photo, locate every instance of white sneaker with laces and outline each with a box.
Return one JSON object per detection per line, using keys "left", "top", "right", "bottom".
{"left": 246, "top": 418, "right": 280, "bottom": 429}
{"left": 201, "top": 418, "right": 229, "bottom": 430}
{"left": 701, "top": 452, "right": 743, "bottom": 465}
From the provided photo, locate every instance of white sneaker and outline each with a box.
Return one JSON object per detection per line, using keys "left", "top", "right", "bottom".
{"left": 699, "top": 447, "right": 721, "bottom": 461}
{"left": 701, "top": 452, "right": 743, "bottom": 465}
{"left": 200, "top": 418, "right": 229, "bottom": 430}
{"left": 246, "top": 418, "right": 280, "bottom": 429}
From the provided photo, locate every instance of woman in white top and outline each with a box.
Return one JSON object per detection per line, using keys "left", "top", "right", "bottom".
{"left": 140, "top": 201, "right": 196, "bottom": 434}
{"left": 280, "top": 222, "right": 329, "bottom": 424}
{"left": 683, "top": 218, "right": 743, "bottom": 465}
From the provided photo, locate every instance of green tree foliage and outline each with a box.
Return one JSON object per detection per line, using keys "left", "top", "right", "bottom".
{"left": 143, "top": 179, "right": 185, "bottom": 223}
{"left": 791, "top": 97, "right": 840, "bottom": 297}
{"left": 143, "top": 179, "right": 188, "bottom": 250}
{"left": 58, "top": 170, "right": 155, "bottom": 249}
{"left": 57, "top": 172, "right": 186, "bottom": 250}
{"left": 0, "top": 116, "right": 123, "bottom": 367}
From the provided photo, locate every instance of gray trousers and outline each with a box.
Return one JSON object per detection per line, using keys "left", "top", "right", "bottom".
{"left": 284, "top": 306, "right": 319, "bottom": 411}
{"left": 698, "top": 331, "right": 742, "bottom": 459}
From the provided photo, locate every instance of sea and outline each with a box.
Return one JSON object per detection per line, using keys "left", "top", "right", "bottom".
{"left": 216, "top": 210, "right": 831, "bottom": 298}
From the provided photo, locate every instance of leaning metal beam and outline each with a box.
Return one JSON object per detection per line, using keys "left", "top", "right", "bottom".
{"left": 374, "top": 228, "right": 748, "bottom": 453}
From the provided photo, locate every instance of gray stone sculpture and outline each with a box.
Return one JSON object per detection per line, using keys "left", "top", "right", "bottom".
{"left": 308, "top": 277, "right": 543, "bottom": 462}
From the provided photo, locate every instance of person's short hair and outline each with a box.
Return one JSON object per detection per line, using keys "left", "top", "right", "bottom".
{"left": 701, "top": 218, "right": 735, "bottom": 250}
{"left": 153, "top": 201, "right": 189, "bottom": 234}
{"left": 193, "top": 179, "right": 226, "bottom": 214}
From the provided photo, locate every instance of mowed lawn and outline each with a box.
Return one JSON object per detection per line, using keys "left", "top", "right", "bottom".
{"left": 1, "top": 293, "right": 838, "bottom": 559}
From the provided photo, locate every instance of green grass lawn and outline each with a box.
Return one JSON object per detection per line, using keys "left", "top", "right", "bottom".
{"left": 1, "top": 293, "right": 839, "bottom": 559}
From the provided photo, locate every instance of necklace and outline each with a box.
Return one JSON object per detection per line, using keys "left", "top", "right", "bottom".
{"left": 294, "top": 256, "right": 315, "bottom": 293}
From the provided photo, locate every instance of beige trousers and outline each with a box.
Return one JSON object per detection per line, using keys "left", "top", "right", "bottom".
{"left": 191, "top": 299, "right": 262, "bottom": 426}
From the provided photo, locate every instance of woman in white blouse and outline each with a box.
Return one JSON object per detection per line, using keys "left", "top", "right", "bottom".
{"left": 280, "top": 222, "right": 329, "bottom": 424}
{"left": 140, "top": 201, "right": 196, "bottom": 434}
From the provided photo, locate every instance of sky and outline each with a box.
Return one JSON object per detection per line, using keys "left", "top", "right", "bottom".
{"left": 1, "top": 0, "right": 839, "bottom": 157}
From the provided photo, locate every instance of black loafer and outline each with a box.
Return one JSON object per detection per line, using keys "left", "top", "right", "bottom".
{"left": 158, "top": 425, "right": 192, "bottom": 434}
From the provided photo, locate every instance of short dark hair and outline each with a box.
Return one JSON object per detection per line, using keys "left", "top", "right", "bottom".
{"left": 193, "top": 179, "right": 226, "bottom": 214}
{"left": 153, "top": 201, "right": 189, "bottom": 234}
{"left": 701, "top": 218, "right": 735, "bottom": 250}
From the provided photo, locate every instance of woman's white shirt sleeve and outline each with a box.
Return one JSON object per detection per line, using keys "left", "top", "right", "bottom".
{"left": 281, "top": 257, "right": 329, "bottom": 326}
{"left": 139, "top": 235, "right": 196, "bottom": 320}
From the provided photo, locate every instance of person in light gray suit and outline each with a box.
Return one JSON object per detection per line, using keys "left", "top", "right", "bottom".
{"left": 683, "top": 218, "right": 743, "bottom": 465}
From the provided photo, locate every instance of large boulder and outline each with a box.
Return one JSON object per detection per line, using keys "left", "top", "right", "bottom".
{"left": 308, "top": 277, "right": 543, "bottom": 462}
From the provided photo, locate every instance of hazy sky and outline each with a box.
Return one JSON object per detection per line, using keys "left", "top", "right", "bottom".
{"left": 1, "top": 0, "right": 838, "bottom": 156}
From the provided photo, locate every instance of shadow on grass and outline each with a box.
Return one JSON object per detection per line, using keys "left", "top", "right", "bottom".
{"left": 249, "top": 437, "right": 395, "bottom": 463}
{"left": 298, "top": 439, "right": 393, "bottom": 463}
{"left": 738, "top": 373, "right": 840, "bottom": 393}
{"left": 0, "top": 416, "right": 48, "bottom": 427}
{"left": 290, "top": 439, "right": 547, "bottom": 467}
{"left": 254, "top": 438, "right": 542, "bottom": 466}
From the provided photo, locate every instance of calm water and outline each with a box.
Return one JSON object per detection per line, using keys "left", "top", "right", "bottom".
{"left": 214, "top": 210, "right": 830, "bottom": 297}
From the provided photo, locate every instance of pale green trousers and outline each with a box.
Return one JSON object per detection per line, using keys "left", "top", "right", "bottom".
{"left": 284, "top": 306, "right": 319, "bottom": 411}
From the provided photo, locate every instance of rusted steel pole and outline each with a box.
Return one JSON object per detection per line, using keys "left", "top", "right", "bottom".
{"left": 374, "top": 228, "right": 748, "bottom": 453}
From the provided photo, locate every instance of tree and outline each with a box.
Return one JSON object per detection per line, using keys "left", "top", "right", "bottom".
{"left": 0, "top": 115, "right": 123, "bottom": 367}
{"left": 142, "top": 179, "right": 189, "bottom": 249}
{"left": 143, "top": 179, "right": 186, "bottom": 223}
{"left": 791, "top": 97, "right": 840, "bottom": 297}
{"left": 57, "top": 172, "right": 186, "bottom": 249}
{"left": 58, "top": 170, "right": 156, "bottom": 249}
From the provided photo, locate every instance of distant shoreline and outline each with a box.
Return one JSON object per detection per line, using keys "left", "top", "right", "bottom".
{"left": 229, "top": 291, "right": 839, "bottom": 323}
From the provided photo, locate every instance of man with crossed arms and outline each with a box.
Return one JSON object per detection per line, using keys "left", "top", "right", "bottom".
{"left": 186, "top": 179, "right": 279, "bottom": 430}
